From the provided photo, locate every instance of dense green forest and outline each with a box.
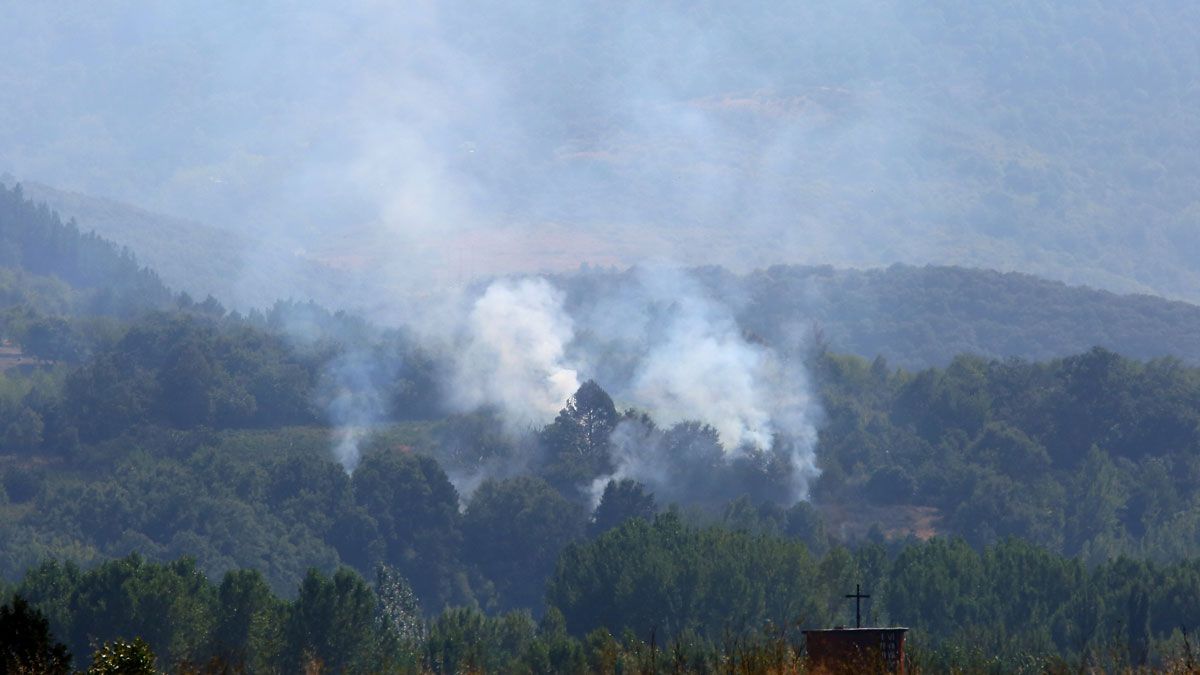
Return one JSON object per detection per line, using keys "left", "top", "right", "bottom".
{"left": 6, "top": 1, "right": 1200, "bottom": 672}
{"left": 9, "top": 341, "right": 1200, "bottom": 602}
{"left": 7, "top": 188, "right": 1200, "bottom": 671}
{"left": 0, "top": 183, "right": 172, "bottom": 319}
{"left": 6, "top": 533, "right": 1200, "bottom": 672}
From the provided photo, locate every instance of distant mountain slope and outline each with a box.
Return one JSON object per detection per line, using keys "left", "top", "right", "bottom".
{"left": 9, "top": 180, "right": 349, "bottom": 310}
{"left": 731, "top": 264, "right": 1200, "bottom": 368}
{"left": 562, "top": 264, "right": 1200, "bottom": 369}
{"left": 17, "top": 180, "right": 248, "bottom": 303}
{"left": 0, "top": 182, "right": 171, "bottom": 318}
{"left": 8, "top": 174, "right": 1200, "bottom": 370}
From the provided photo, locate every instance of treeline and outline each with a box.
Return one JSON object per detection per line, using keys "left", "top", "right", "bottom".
{"left": 552, "top": 517, "right": 1200, "bottom": 670}
{"left": 0, "top": 183, "right": 172, "bottom": 318}
{"left": 738, "top": 264, "right": 1200, "bottom": 367}
{"left": 0, "top": 305, "right": 438, "bottom": 457}
{"left": 7, "top": 528, "right": 1200, "bottom": 672}
{"left": 8, "top": 345, "right": 1200, "bottom": 611}
{"left": 560, "top": 264, "right": 1200, "bottom": 369}
{"left": 813, "top": 346, "right": 1200, "bottom": 563}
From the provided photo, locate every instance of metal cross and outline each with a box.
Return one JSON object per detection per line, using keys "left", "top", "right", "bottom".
{"left": 845, "top": 583, "right": 870, "bottom": 628}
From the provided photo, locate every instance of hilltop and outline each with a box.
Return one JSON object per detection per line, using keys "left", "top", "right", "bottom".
{"left": 559, "top": 263, "right": 1200, "bottom": 369}
{"left": 735, "top": 264, "right": 1200, "bottom": 368}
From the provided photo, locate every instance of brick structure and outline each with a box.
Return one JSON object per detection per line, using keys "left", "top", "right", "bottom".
{"left": 802, "top": 627, "right": 908, "bottom": 674}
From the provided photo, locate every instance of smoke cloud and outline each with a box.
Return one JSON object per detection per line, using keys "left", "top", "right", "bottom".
{"left": 435, "top": 265, "right": 822, "bottom": 503}
{"left": 319, "top": 349, "right": 394, "bottom": 473}
{"left": 571, "top": 265, "right": 821, "bottom": 504}
{"left": 447, "top": 278, "right": 581, "bottom": 432}
{"left": 5, "top": 1, "right": 1200, "bottom": 309}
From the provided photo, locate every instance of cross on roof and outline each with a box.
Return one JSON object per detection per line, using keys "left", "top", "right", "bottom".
{"left": 845, "top": 583, "right": 870, "bottom": 628}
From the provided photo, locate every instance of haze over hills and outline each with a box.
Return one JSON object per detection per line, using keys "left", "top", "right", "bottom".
{"left": 6, "top": 3, "right": 1200, "bottom": 670}
{"left": 1, "top": 1, "right": 1199, "bottom": 306}
{"left": 9, "top": 177, "right": 1200, "bottom": 371}
{"left": 562, "top": 264, "right": 1200, "bottom": 369}
{"left": 10, "top": 178, "right": 342, "bottom": 308}
{"left": 15, "top": 180, "right": 248, "bottom": 302}
{"left": 9, "top": 181, "right": 1200, "bottom": 671}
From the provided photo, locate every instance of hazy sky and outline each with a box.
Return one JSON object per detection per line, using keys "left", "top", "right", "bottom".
{"left": 2, "top": 1, "right": 1197, "bottom": 304}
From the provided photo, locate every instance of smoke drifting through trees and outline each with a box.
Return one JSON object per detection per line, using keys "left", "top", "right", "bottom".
{"left": 320, "top": 349, "right": 398, "bottom": 473}
{"left": 315, "top": 264, "right": 821, "bottom": 506}
{"left": 448, "top": 278, "right": 580, "bottom": 431}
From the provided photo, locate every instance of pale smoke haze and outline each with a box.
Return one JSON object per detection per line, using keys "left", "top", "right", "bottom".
{"left": 4, "top": 2, "right": 1198, "bottom": 305}
{"left": 0, "top": 1, "right": 830, "bottom": 492}
{"left": 441, "top": 266, "right": 821, "bottom": 502}
{"left": 448, "top": 278, "right": 581, "bottom": 432}
{"left": 4, "top": 2, "right": 1191, "bottom": 499}
{"left": 570, "top": 265, "right": 821, "bottom": 503}
{"left": 623, "top": 267, "right": 776, "bottom": 451}
{"left": 320, "top": 348, "right": 399, "bottom": 473}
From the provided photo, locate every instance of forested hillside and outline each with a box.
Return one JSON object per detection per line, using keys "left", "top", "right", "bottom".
{"left": 735, "top": 265, "right": 1200, "bottom": 367}
{"left": 6, "top": 535, "right": 1200, "bottom": 672}
{"left": 2, "top": 190, "right": 1200, "bottom": 591}
{"left": 15, "top": 180, "right": 251, "bottom": 306}
{"left": 14, "top": 177, "right": 1200, "bottom": 373}
{"left": 7, "top": 341, "right": 1200, "bottom": 599}
{"left": 0, "top": 183, "right": 171, "bottom": 319}
{"left": 6, "top": 1, "right": 1200, "bottom": 671}
{"left": 3, "top": 191, "right": 1200, "bottom": 670}
{"left": 564, "top": 264, "right": 1200, "bottom": 369}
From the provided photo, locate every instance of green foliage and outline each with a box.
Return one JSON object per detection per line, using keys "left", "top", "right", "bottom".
{"left": 547, "top": 512, "right": 820, "bottom": 639}
{"left": 0, "top": 183, "right": 172, "bottom": 318}
{"left": 464, "top": 476, "right": 585, "bottom": 612}
{"left": 8, "top": 539, "right": 1200, "bottom": 672}
{"left": 425, "top": 606, "right": 535, "bottom": 674}
{"left": 210, "top": 569, "right": 282, "bottom": 670}
{"left": 350, "top": 449, "right": 466, "bottom": 609}
{"left": 86, "top": 637, "right": 155, "bottom": 675}
{"left": 62, "top": 312, "right": 318, "bottom": 440}
{"left": 814, "top": 347, "right": 1200, "bottom": 559}
{"left": 57, "top": 555, "right": 214, "bottom": 669}
{"left": 283, "top": 567, "right": 379, "bottom": 674}
{"left": 0, "top": 594, "right": 71, "bottom": 675}
{"left": 590, "top": 479, "right": 657, "bottom": 536}
{"left": 539, "top": 380, "right": 618, "bottom": 499}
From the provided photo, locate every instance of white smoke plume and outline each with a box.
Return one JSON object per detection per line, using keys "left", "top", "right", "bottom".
{"left": 448, "top": 277, "right": 581, "bottom": 432}
{"left": 320, "top": 348, "right": 394, "bottom": 473}
{"left": 438, "top": 265, "right": 821, "bottom": 503}
{"left": 575, "top": 264, "right": 821, "bottom": 504}
{"left": 624, "top": 266, "right": 775, "bottom": 451}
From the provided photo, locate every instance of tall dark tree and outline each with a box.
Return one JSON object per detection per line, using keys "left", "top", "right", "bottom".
{"left": 590, "top": 479, "right": 656, "bottom": 536}
{"left": 0, "top": 595, "right": 71, "bottom": 675}
{"left": 351, "top": 450, "right": 465, "bottom": 608}
{"left": 211, "top": 569, "right": 281, "bottom": 669}
{"left": 464, "top": 477, "right": 585, "bottom": 612}
{"left": 284, "top": 568, "right": 379, "bottom": 674}
{"left": 540, "top": 381, "right": 618, "bottom": 498}
{"left": 1126, "top": 582, "right": 1151, "bottom": 667}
